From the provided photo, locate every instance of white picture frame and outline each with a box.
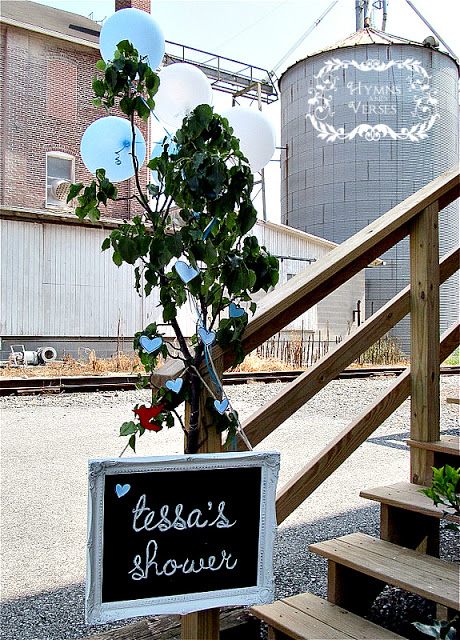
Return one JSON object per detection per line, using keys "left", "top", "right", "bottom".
{"left": 86, "top": 451, "right": 280, "bottom": 624}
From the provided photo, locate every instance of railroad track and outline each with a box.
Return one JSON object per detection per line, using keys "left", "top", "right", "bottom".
{"left": 1, "top": 366, "right": 458, "bottom": 396}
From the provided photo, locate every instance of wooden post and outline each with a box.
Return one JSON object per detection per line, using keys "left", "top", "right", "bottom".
{"left": 181, "top": 358, "right": 223, "bottom": 640}
{"left": 409, "top": 202, "right": 440, "bottom": 486}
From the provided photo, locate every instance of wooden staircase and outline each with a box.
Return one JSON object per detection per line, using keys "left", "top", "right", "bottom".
{"left": 250, "top": 436, "right": 459, "bottom": 639}
{"left": 150, "top": 165, "right": 460, "bottom": 639}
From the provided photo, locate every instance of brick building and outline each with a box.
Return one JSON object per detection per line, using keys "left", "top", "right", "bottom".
{"left": 0, "top": 0, "right": 149, "bottom": 220}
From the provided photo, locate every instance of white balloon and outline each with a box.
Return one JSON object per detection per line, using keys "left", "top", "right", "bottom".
{"left": 99, "top": 8, "right": 165, "bottom": 70}
{"left": 222, "top": 107, "right": 276, "bottom": 173}
{"left": 154, "top": 63, "right": 213, "bottom": 129}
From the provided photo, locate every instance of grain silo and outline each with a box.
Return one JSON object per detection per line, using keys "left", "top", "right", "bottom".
{"left": 279, "top": 26, "right": 459, "bottom": 353}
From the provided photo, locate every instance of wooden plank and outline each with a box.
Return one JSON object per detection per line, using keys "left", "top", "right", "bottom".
{"left": 282, "top": 592, "right": 404, "bottom": 639}
{"left": 181, "top": 608, "right": 220, "bottom": 640}
{"left": 275, "top": 368, "right": 410, "bottom": 523}
{"left": 181, "top": 359, "right": 223, "bottom": 639}
{"left": 326, "top": 560, "right": 386, "bottom": 618}
{"left": 275, "top": 320, "right": 459, "bottom": 524}
{"left": 83, "top": 607, "right": 257, "bottom": 640}
{"left": 410, "top": 202, "right": 440, "bottom": 486}
{"left": 251, "top": 599, "right": 355, "bottom": 639}
{"left": 407, "top": 436, "right": 459, "bottom": 455}
{"left": 379, "top": 504, "right": 440, "bottom": 556}
{"left": 446, "top": 396, "right": 460, "bottom": 405}
{"left": 309, "top": 533, "right": 460, "bottom": 610}
{"left": 151, "top": 167, "right": 459, "bottom": 385}
{"left": 359, "top": 482, "right": 447, "bottom": 518}
{"left": 239, "top": 246, "right": 459, "bottom": 453}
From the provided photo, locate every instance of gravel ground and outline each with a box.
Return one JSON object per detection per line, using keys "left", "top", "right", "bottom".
{"left": 1, "top": 376, "right": 459, "bottom": 640}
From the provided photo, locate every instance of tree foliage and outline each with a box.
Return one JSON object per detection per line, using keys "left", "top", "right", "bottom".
{"left": 420, "top": 465, "right": 460, "bottom": 531}
{"left": 68, "top": 42, "right": 279, "bottom": 453}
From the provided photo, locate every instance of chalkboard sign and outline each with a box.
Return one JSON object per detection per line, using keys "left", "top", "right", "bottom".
{"left": 86, "top": 452, "right": 280, "bottom": 624}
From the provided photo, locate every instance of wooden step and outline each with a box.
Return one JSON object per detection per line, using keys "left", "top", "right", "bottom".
{"left": 408, "top": 435, "right": 459, "bottom": 486}
{"left": 360, "top": 482, "right": 460, "bottom": 521}
{"left": 308, "top": 533, "right": 460, "bottom": 612}
{"left": 407, "top": 435, "right": 459, "bottom": 457}
{"left": 359, "top": 482, "right": 459, "bottom": 555}
{"left": 251, "top": 591, "right": 405, "bottom": 639}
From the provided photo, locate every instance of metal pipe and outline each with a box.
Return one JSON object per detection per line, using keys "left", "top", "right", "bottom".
{"left": 270, "top": 1, "right": 338, "bottom": 76}
{"left": 404, "top": 0, "right": 458, "bottom": 61}
{"left": 381, "top": 0, "right": 388, "bottom": 31}
{"left": 356, "top": 0, "right": 364, "bottom": 30}
{"left": 363, "top": 0, "right": 370, "bottom": 27}
{"left": 257, "top": 82, "right": 267, "bottom": 222}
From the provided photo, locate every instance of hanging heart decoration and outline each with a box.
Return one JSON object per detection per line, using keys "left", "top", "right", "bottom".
{"left": 198, "top": 327, "right": 216, "bottom": 345}
{"left": 229, "top": 302, "right": 245, "bottom": 318}
{"left": 214, "top": 398, "right": 229, "bottom": 414}
{"left": 133, "top": 405, "right": 165, "bottom": 431}
{"left": 165, "top": 377, "right": 183, "bottom": 394}
{"left": 139, "top": 335, "right": 163, "bottom": 354}
{"left": 174, "top": 260, "right": 199, "bottom": 283}
{"left": 115, "top": 483, "right": 131, "bottom": 498}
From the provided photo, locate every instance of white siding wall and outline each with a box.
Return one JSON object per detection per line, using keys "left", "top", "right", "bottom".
{"left": 1, "top": 218, "right": 365, "bottom": 344}
{"left": 1, "top": 220, "right": 149, "bottom": 337}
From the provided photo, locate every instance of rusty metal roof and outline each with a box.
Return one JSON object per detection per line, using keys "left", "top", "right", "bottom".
{"left": 279, "top": 25, "right": 459, "bottom": 85}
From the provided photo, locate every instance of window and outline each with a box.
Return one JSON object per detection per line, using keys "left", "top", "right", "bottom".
{"left": 46, "top": 152, "right": 74, "bottom": 207}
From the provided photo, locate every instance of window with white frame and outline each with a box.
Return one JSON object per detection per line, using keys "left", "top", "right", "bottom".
{"left": 46, "top": 152, "right": 74, "bottom": 207}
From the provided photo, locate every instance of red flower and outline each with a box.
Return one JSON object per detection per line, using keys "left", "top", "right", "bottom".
{"left": 133, "top": 405, "right": 165, "bottom": 431}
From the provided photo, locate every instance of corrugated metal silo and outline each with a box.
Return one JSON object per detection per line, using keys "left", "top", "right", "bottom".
{"left": 279, "top": 27, "right": 459, "bottom": 353}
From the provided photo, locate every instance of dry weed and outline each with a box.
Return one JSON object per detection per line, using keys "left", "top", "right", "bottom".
{"left": 0, "top": 350, "right": 146, "bottom": 378}
{"left": 231, "top": 352, "right": 297, "bottom": 372}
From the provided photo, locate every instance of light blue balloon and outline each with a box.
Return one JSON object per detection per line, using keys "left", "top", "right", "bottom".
{"left": 80, "top": 116, "right": 146, "bottom": 183}
{"left": 99, "top": 8, "right": 165, "bottom": 70}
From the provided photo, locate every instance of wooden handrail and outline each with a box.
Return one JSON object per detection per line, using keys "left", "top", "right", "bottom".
{"left": 236, "top": 246, "right": 459, "bottom": 450}
{"left": 275, "top": 320, "right": 460, "bottom": 524}
{"left": 152, "top": 164, "right": 459, "bottom": 386}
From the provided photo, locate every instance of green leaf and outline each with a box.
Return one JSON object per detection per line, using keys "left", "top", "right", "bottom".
{"left": 118, "top": 236, "right": 138, "bottom": 264}
{"left": 129, "top": 434, "right": 136, "bottom": 452}
{"left": 120, "top": 421, "right": 137, "bottom": 436}
{"left": 112, "top": 251, "right": 123, "bottom": 267}
{"left": 120, "top": 96, "right": 135, "bottom": 116}
{"left": 95, "top": 59, "right": 106, "bottom": 71}
{"left": 93, "top": 78, "right": 105, "bottom": 97}
{"left": 87, "top": 207, "right": 101, "bottom": 223}
{"left": 101, "top": 237, "right": 111, "bottom": 251}
{"left": 67, "top": 183, "right": 84, "bottom": 203}
{"left": 163, "top": 301, "right": 177, "bottom": 322}
{"left": 104, "top": 65, "right": 118, "bottom": 89}
{"left": 136, "top": 95, "right": 151, "bottom": 121}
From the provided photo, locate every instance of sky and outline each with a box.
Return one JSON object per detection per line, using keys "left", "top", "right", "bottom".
{"left": 31, "top": 0, "right": 460, "bottom": 222}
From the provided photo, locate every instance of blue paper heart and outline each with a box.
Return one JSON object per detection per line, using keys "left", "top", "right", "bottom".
{"left": 174, "top": 260, "right": 199, "bottom": 284}
{"left": 198, "top": 327, "right": 216, "bottom": 346}
{"left": 139, "top": 335, "right": 163, "bottom": 354}
{"left": 115, "top": 483, "right": 131, "bottom": 498}
{"left": 165, "top": 377, "right": 183, "bottom": 394}
{"left": 229, "top": 302, "right": 245, "bottom": 318}
{"left": 214, "top": 398, "right": 229, "bottom": 414}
